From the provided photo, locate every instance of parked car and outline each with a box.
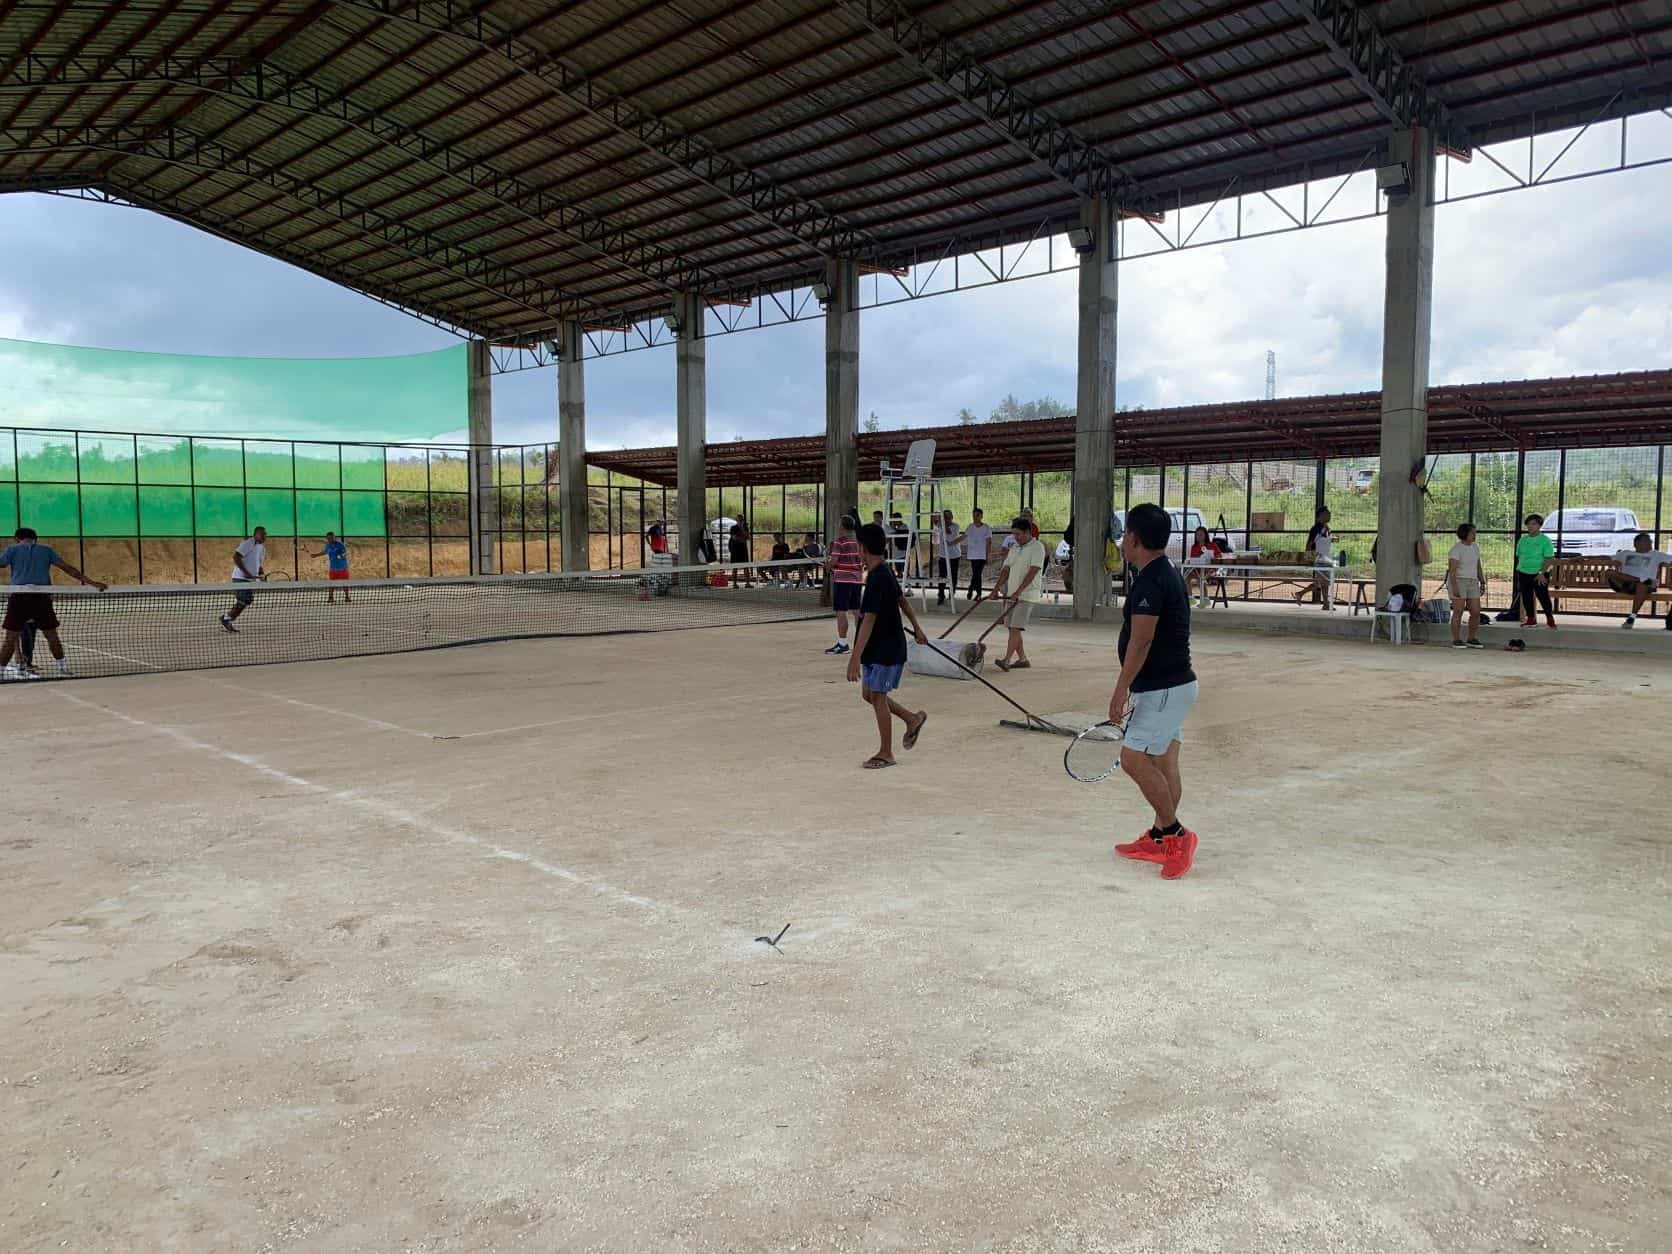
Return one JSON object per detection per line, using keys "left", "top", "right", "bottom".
{"left": 1057, "top": 507, "right": 1207, "bottom": 562}
{"left": 1543, "top": 507, "right": 1643, "bottom": 557}
{"left": 1351, "top": 469, "right": 1375, "bottom": 494}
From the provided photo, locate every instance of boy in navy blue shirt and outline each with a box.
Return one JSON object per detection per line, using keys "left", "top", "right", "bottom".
{"left": 847, "top": 523, "right": 930, "bottom": 769}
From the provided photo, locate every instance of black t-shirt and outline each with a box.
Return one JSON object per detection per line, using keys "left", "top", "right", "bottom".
{"left": 860, "top": 562, "right": 908, "bottom": 666}
{"left": 1118, "top": 555, "right": 1195, "bottom": 693}
{"left": 770, "top": 542, "right": 791, "bottom": 560}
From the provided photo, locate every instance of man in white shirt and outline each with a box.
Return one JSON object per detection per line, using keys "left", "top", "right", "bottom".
{"left": 962, "top": 508, "right": 992, "bottom": 600}
{"left": 990, "top": 516, "right": 1046, "bottom": 672}
{"left": 1609, "top": 532, "right": 1672, "bottom": 628}
{"left": 220, "top": 526, "right": 267, "bottom": 633}
{"left": 934, "top": 509, "right": 963, "bottom": 605}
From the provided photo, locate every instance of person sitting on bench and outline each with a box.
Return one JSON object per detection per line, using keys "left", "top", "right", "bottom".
{"left": 1184, "top": 525, "right": 1228, "bottom": 609}
{"left": 1609, "top": 532, "right": 1672, "bottom": 629}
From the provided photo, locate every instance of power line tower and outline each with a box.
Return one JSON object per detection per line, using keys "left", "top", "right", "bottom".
{"left": 1264, "top": 350, "right": 1277, "bottom": 401}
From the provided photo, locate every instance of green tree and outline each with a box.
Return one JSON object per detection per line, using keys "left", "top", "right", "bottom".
{"left": 862, "top": 411, "right": 881, "bottom": 433}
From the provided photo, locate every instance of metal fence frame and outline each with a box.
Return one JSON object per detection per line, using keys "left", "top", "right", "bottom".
{"left": 5, "top": 427, "right": 1669, "bottom": 613}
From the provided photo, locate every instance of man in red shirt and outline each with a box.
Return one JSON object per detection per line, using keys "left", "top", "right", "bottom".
{"left": 824, "top": 514, "right": 864, "bottom": 655}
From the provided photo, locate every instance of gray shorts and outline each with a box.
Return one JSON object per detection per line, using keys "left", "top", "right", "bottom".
{"left": 1125, "top": 680, "right": 1198, "bottom": 755}
{"left": 1007, "top": 600, "right": 1034, "bottom": 630}
{"left": 233, "top": 586, "right": 255, "bottom": 607}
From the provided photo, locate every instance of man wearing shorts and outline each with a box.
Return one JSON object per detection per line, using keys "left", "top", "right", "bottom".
{"left": 989, "top": 516, "right": 1045, "bottom": 672}
{"left": 846, "top": 522, "right": 928, "bottom": 769}
{"left": 219, "top": 526, "right": 267, "bottom": 633}
{"left": 825, "top": 515, "right": 864, "bottom": 655}
{"left": 0, "top": 527, "right": 107, "bottom": 680}
{"left": 1608, "top": 532, "right": 1672, "bottom": 628}
{"left": 310, "top": 531, "right": 352, "bottom": 604}
{"left": 1109, "top": 503, "right": 1200, "bottom": 880}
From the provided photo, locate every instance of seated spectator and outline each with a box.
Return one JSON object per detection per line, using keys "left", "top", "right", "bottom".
{"left": 768, "top": 532, "right": 792, "bottom": 585}
{"left": 795, "top": 532, "right": 824, "bottom": 586}
{"left": 1184, "top": 525, "right": 1228, "bottom": 609}
{"left": 1609, "top": 532, "right": 1672, "bottom": 629}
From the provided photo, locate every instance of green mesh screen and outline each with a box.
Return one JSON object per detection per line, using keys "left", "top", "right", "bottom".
{"left": 0, "top": 337, "right": 467, "bottom": 441}
{"left": 0, "top": 338, "right": 468, "bottom": 543}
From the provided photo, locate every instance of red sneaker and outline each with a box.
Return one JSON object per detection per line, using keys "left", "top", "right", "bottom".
{"left": 1114, "top": 831, "right": 1166, "bottom": 862}
{"left": 1159, "top": 828, "right": 1199, "bottom": 879}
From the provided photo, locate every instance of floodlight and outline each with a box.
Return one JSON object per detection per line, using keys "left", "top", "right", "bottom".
{"left": 1066, "top": 226, "right": 1095, "bottom": 254}
{"left": 1376, "top": 162, "right": 1411, "bottom": 198}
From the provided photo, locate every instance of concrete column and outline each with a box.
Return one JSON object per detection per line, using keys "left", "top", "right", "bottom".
{"left": 556, "top": 320, "right": 588, "bottom": 571}
{"left": 1071, "top": 197, "right": 1117, "bottom": 620}
{"left": 823, "top": 258, "right": 860, "bottom": 541}
{"left": 675, "top": 292, "right": 706, "bottom": 563}
{"left": 466, "top": 339, "right": 496, "bottom": 575}
{"left": 1375, "top": 126, "right": 1436, "bottom": 601}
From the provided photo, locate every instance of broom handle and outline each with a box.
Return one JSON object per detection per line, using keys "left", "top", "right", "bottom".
{"left": 976, "top": 598, "right": 1015, "bottom": 645}
{"left": 930, "top": 639, "right": 1043, "bottom": 722}
{"left": 937, "top": 588, "right": 999, "bottom": 640}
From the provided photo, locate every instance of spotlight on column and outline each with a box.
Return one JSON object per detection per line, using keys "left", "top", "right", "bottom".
{"left": 1066, "top": 226, "right": 1095, "bottom": 254}
{"left": 811, "top": 280, "right": 833, "bottom": 307}
{"left": 1376, "top": 162, "right": 1411, "bottom": 198}
{"left": 663, "top": 310, "right": 681, "bottom": 334}
{"left": 543, "top": 339, "right": 562, "bottom": 360}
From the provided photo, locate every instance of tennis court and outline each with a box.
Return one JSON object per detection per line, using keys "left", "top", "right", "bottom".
{"left": 4, "top": 613, "right": 1669, "bottom": 1251}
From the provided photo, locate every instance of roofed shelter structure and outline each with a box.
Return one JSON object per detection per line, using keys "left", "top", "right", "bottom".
{"left": 5, "top": 1, "right": 1670, "bottom": 601}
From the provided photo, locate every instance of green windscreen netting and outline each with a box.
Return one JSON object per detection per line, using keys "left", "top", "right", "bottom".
{"left": 0, "top": 337, "right": 467, "bottom": 442}
{"left": 0, "top": 337, "right": 468, "bottom": 545}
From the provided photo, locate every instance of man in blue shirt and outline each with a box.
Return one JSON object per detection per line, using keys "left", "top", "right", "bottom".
{"left": 309, "top": 531, "right": 352, "bottom": 604}
{"left": 0, "top": 526, "right": 107, "bottom": 680}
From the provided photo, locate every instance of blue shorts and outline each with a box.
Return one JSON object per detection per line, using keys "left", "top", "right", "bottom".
{"left": 834, "top": 582, "right": 863, "bottom": 612}
{"left": 232, "top": 586, "right": 255, "bottom": 607}
{"left": 1124, "top": 680, "right": 1197, "bottom": 754}
{"left": 861, "top": 662, "right": 905, "bottom": 694}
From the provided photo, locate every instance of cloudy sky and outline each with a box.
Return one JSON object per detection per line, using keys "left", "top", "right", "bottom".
{"left": 2, "top": 112, "right": 1669, "bottom": 451}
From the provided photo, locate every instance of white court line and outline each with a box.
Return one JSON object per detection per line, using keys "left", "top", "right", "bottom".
{"left": 200, "top": 681, "right": 439, "bottom": 739}
{"left": 56, "top": 691, "right": 666, "bottom": 913}
{"left": 447, "top": 688, "right": 802, "bottom": 740}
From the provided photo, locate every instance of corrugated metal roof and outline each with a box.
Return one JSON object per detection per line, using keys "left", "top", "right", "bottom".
{"left": 4, "top": 0, "right": 1667, "bottom": 341}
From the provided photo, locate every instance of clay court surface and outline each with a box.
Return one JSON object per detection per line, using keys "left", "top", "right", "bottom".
{"left": 3, "top": 617, "right": 1669, "bottom": 1252}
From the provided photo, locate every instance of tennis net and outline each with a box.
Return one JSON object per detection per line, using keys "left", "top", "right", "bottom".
{"left": 0, "top": 559, "right": 826, "bottom": 682}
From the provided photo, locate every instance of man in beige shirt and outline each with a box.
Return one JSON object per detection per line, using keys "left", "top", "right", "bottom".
{"left": 990, "top": 516, "right": 1046, "bottom": 672}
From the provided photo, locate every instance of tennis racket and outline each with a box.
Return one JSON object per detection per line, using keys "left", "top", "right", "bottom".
{"left": 1064, "top": 717, "right": 1128, "bottom": 783}
{"left": 264, "top": 570, "right": 293, "bottom": 581}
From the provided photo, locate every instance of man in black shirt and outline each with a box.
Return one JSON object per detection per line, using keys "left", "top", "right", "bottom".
{"left": 1108, "top": 503, "right": 1201, "bottom": 879}
{"left": 848, "top": 523, "right": 929, "bottom": 769}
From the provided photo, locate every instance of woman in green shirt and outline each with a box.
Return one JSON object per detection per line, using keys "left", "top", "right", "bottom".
{"left": 1515, "top": 513, "right": 1559, "bottom": 629}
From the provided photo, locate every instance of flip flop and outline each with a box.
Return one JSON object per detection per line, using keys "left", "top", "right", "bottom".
{"left": 1008, "top": 659, "right": 1031, "bottom": 669}
{"left": 862, "top": 756, "right": 896, "bottom": 769}
{"left": 903, "top": 711, "right": 927, "bottom": 750}
{"left": 995, "top": 658, "right": 1012, "bottom": 671}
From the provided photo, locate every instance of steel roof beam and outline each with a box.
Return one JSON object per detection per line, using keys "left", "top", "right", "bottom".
{"left": 811, "top": 1, "right": 1145, "bottom": 211}
{"left": 327, "top": 0, "right": 880, "bottom": 261}
{"left": 83, "top": 180, "right": 506, "bottom": 339}
{"left": 1276, "top": 0, "right": 1465, "bottom": 148}
{"left": 8, "top": 120, "right": 590, "bottom": 321}
{"left": 0, "top": 53, "right": 706, "bottom": 296}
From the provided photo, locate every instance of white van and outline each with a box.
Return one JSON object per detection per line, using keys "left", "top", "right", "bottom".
{"left": 1057, "top": 508, "right": 1207, "bottom": 562}
{"left": 1543, "top": 507, "right": 1643, "bottom": 557}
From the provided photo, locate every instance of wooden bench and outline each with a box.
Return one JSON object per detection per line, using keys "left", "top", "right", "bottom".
{"left": 1548, "top": 557, "right": 1672, "bottom": 611}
